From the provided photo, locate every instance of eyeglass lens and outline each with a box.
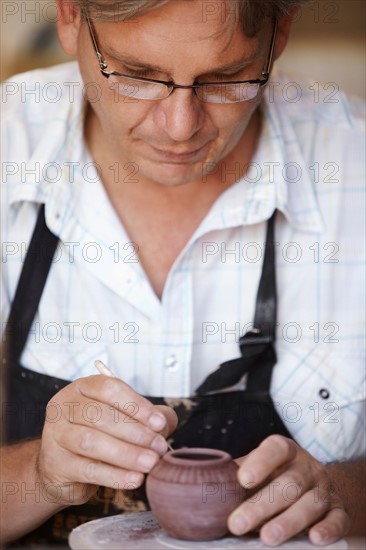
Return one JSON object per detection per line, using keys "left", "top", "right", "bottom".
{"left": 109, "top": 74, "right": 261, "bottom": 103}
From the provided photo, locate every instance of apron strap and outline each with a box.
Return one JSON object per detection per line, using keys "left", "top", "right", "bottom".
{"left": 5, "top": 205, "right": 59, "bottom": 365}
{"left": 195, "top": 210, "right": 277, "bottom": 395}
{"left": 252, "top": 208, "right": 277, "bottom": 338}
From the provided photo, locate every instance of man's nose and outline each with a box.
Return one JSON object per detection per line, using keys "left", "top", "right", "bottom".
{"left": 153, "top": 88, "right": 205, "bottom": 142}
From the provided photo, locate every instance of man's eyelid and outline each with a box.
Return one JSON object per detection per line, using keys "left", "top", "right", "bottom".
{"left": 205, "top": 58, "right": 257, "bottom": 79}
{"left": 121, "top": 66, "right": 160, "bottom": 77}
{"left": 102, "top": 48, "right": 164, "bottom": 74}
{"left": 112, "top": 60, "right": 170, "bottom": 79}
{"left": 207, "top": 68, "right": 249, "bottom": 79}
{"left": 106, "top": 53, "right": 256, "bottom": 82}
{"left": 120, "top": 65, "right": 251, "bottom": 81}
{"left": 110, "top": 60, "right": 156, "bottom": 74}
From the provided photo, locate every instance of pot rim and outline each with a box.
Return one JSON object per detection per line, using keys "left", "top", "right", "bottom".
{"left": 163, "top": 447, "right": 232, "bottom": 466}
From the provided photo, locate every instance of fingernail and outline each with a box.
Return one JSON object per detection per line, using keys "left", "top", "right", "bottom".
{"left": 148, "top": 413, "right": 166, "bottom": 431}
{"left": 266, "top": 524, "right": 283, "bottom": 545}
{"left": 137, "top": 452, "right": 158, "bottom": 471}
{"left": 312, "top": 527, "right": 328, "bottom": 544}
{"left": 150, "top": 435, "right": 168, "bottom": 455}
{"left": 230, "top": 514, "right": 248, "bottom": 534}
{"left": 125, "top": 472, "right": 144, "bottom": 486}
{"left": 239, "top": 470, "right": 254, "bottom": 486}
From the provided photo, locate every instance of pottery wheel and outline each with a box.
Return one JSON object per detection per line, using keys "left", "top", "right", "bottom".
{"left": 68, "top": 511, "right": 348, "bottom": 550}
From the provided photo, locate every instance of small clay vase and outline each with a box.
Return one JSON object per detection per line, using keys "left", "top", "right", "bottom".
{"left": 146, "top": 447, "right": 245, "bottom": 541}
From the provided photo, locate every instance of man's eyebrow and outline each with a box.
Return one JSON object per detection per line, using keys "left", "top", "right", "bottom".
{"left": 104, "top": 48, "right": 257, "bottom": 74}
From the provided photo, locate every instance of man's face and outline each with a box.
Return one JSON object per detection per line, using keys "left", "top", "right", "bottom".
{"left": 67, "top": 0, "right": 279, "bottom": 187}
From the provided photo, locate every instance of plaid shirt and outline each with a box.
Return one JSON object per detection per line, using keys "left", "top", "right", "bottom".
{"left": 1, "top": 63, "right": 365, "bottom": 462}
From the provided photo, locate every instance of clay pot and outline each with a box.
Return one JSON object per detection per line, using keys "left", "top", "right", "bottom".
{"left": 146, "top": 447, "right": 245, "bottom": 541}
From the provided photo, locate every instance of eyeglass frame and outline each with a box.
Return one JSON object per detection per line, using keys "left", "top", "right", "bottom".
{"left": 84, "top": 13, "right": 278, "bottom": 102}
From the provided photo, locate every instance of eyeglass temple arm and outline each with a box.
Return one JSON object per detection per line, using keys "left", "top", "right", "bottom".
{"left": 262, "top": 19, "right": 278, "bottom": 78}
{"left": 85, "top": 14, "right": 108, "bottom": 70}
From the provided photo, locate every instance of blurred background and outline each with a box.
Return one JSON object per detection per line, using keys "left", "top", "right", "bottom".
{"left": 1, "top": 0, "right": 365, "bottom": 98}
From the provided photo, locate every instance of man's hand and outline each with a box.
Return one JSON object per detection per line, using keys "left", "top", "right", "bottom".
{"left": 37, "top": 375, "right": 178, "bottom": 506}
{"left": 228, "top": 435, "right": 351, "bottom": 546}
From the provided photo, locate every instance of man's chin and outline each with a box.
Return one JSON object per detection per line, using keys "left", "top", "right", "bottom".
{"left": 139, "top": 161, "right": 206, "bottom": 188}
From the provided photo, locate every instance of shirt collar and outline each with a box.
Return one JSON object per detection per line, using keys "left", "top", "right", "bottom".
{"left": 7, "top": 67, "right": 88, "bottom": 239}
{"left": 261, "top": 73, "right": 325, "bottom": 234}
{"left": 196, "top": 78, "right": 325, "bottom": 236}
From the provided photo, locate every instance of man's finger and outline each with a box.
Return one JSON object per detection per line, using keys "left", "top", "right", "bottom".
{"left": 228, "top": 465, "right": 316, "bottom": 538}
{"left": 74, "top": 375, "right": 167, "bottom": 431}
{"left": 237, "top": 435, "right": 298, "bottom": 487}
{"left": 58, "top": 424, "right": 160, "bottom": 473}
{"left": 50, "top": 397, "right": 169, "bottom": 454}
{"left": 309, "top": 507, "right": 351, "bottom": 546}
{"left": 62, "top": 453, "right": 145, "bottom": 491}
{"left": 155, "top": 405, "right": 178, "bottom": 438}
{"left": 258, "top": 489, "right": 331, "bottom": 546}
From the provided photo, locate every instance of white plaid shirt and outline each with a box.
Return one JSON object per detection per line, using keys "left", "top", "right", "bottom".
{"left": 1, "top": 63, "right": 365, "bottom": 462}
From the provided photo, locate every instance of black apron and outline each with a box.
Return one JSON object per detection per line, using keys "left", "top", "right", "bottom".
{"left": 3, "top": 205, "right": 292, "bottom": 545}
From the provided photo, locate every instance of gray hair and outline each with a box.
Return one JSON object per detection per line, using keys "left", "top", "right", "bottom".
{"left": 73, "top": 0, "right": 310, "bottom": 36}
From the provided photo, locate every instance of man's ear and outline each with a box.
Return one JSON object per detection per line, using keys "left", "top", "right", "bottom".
{"left": 56, "top": 0, "right": 82, "bottom": 55}
{"left": 273, "top": 9, "right": 297, "bottom": 61}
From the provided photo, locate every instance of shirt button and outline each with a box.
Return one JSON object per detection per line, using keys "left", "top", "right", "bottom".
{"left": 165, "top": 355, "right": 179, "bottom": 371}
{"left": 319, "top": 388, "right": 330, "bottom": 399}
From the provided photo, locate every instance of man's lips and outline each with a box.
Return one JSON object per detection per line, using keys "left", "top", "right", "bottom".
{"left": 149, "top": 142, "right": 209, "bottom": 163}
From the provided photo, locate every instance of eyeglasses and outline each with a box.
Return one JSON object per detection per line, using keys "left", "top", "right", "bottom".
{"left": 85, "top": 15, "right": 277, "bottom": 104}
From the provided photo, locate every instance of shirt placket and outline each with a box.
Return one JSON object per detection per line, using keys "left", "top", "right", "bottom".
{"left": 156, "top": 261, "right": 194, "bottom": 397}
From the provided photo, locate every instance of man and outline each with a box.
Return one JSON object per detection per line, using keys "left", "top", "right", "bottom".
{"left": 1, "top": 0, "right": 365, "bottom": 545}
